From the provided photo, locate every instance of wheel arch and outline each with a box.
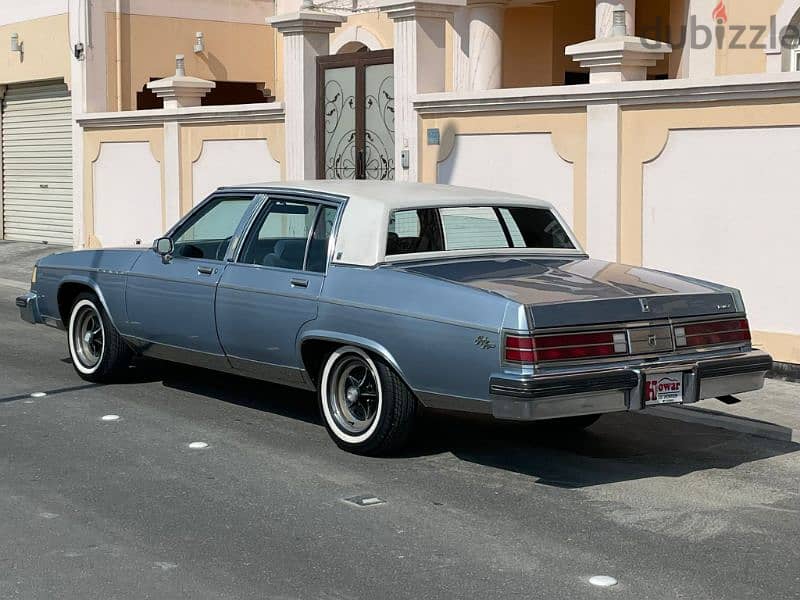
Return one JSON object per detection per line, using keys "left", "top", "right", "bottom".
{"left": 56, "top": 277, "right": 118, "bottom": 331}
{"left": 298, "top": 331, "right": 412, "bottom": 391}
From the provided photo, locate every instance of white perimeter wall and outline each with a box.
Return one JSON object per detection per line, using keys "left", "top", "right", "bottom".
{"left": 192, "top": 139, "right": 281, "bottom": 206}
{"left": 643, "top": 127, "right": 800, "bottom": 335}
{"left": 93, "top": 141, "right": 162, "bottom": 247}
{"left": 437, "top": 133, "right": 575, "bottom": 227}
{"left": 0, "top": 0, "right": 66, "bottom": 25}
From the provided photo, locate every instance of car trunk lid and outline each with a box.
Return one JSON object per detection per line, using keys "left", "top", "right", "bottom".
{"left": 399, "top": 257, "right": 738, "bottom": 327}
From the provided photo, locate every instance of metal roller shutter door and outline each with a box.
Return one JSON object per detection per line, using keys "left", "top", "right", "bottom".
{"left": 2, "top": 81, "right": 73, "bottom": 244}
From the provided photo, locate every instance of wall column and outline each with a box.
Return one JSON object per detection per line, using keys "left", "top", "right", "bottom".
{"left": 451, "top": 7, "right": 471, "bottom": 91}
{"left": 380, "top": 0, "right": 457, "bottom": 182}
{"left": 267, "top": 11, "right": 344, "bottom": 179}
{"left": 567, "top": 0, "right": 671, "bottom": 83}
{"left": 585, "top": 103, "right": 620, "bottom": 262}
{"left": 467, "top": 1, "right": 507, "bottom": 90}
{"left": 683, "top": 0, "right": 716, "bottom": 78}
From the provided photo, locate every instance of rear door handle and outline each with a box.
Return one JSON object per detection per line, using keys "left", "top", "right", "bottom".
{"left": 290, "top": 278, "right": 309, "bottom": 288}
{"left": 197, "top": 266, "right": 214, "bottom": 275}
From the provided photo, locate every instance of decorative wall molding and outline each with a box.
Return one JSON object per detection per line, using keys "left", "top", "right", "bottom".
{"left": 331, "top": 24, "right": 385, "bottom": 52}
{"left": 77, "top": 103, "right": 286, "bottom": 129}
{"left": 413, "top": 73, "right": 800, "bottom": 114}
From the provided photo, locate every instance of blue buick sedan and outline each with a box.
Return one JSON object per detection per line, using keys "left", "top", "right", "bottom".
{"left": 17, "top": 182, "right": 772, "bottom": 455}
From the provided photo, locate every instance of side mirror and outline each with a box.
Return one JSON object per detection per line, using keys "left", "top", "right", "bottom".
{"left": 153, "top": 237, "right": 174, "bottom": 263}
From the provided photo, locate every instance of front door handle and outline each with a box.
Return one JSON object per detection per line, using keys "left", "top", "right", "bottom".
{"left": 290, "top": 278, "right": 309, "bottom": 288}
{"left": 197, "top": 266, "right": 214, "bottom": 275}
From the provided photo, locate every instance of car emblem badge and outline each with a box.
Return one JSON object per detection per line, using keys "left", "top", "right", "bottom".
{"left": 648, "top": 334, "right": 658, "bottom": 348}
{"left": 474, "top": 336, "right": 496, "bottom": 350}
{"left": 639, "top": 298, "right": 651, "bottom": 313}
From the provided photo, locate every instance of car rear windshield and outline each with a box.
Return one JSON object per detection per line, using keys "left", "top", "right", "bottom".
{"left": 386, "top": 206, "right": 575, "bottom": 256}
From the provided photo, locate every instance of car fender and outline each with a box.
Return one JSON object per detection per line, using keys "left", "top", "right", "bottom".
{"left": 297, "top": 329, "right": 411, "bottom": 388}
{"left": 57, "top": 275, "right": 121, "bottom": 332}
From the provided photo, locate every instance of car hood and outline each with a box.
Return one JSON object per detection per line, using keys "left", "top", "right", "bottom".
{"left": 399, "top": 257, "right": 741, "bottom": 327}
{"left": 38, "top": 247, "right": 149, "bottom": 272}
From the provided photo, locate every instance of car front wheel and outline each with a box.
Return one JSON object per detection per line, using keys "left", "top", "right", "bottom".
{"left": 319, "top": 346, "right": 416, "bottom": 455}
{"left": 67, "top": 292, "right": 132, "bottom": 382}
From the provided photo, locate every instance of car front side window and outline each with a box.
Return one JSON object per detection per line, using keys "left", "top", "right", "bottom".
{"left": 172, "top": 195, "right": 253, "bottom": 261}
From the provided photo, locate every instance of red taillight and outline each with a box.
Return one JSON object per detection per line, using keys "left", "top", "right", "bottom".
{"left": 675, "top": 319, "right": 751, "bottom": 348}
{"left": 505, "top": 335, "right": 534, "bottom": 363}
{"left": 505, "top": 331, "right": 627, "bottom": 364}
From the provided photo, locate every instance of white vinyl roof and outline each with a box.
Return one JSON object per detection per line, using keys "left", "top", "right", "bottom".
{"left": 223, "top": 181, "right": 578, "bottom": 266}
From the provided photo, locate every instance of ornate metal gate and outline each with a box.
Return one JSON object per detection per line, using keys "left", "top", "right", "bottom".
{"left": 316, "top": 50, "right": 394, "bottom": 180}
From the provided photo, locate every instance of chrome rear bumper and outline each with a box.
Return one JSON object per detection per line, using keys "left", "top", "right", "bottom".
{"left": 490, "top": 350, "right": 773, "bottom": 421}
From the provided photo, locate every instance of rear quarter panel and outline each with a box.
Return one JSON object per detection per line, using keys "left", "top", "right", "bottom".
{"left": 304, "top": 265, "right": 520, "bottom": 404}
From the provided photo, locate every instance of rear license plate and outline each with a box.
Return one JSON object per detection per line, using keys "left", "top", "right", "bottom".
{"left": 644, "top": 372, "right": 684, "bottom": 405}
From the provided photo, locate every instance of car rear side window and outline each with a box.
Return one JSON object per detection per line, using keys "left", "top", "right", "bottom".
{"left": 386, "top": 206, "right": 574, "bottom": 256}
{"left": 239, "top": 199, "right": 320, "bottom": 270}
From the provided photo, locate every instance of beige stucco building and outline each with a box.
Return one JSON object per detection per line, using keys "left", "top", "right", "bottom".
{"left": 1, "top": 0, "right": 799, "bottom": 369}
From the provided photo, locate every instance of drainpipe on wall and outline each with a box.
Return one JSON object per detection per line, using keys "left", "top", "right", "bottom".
{"left": 115, "top": 0, "right": 122, "bottom": 111}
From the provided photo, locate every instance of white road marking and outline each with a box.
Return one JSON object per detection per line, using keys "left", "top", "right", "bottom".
{"left": 589, "top": 576, "right": 618, "bottom": 588}
{"left": 188, "top": 442, "right": 209, "bottom": 449}
{"left": 101, "top": 414, "right": 121, "bottom": 422}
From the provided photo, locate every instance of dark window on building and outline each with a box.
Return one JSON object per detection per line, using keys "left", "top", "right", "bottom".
{"left": 137, "top": 79, "right": 276, "bottom": 110}
{"left": 564, "top": 71, "right": 590, "bottom": 86}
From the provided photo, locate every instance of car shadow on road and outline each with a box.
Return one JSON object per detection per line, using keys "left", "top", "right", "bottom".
{"left": 122, "top": 359, "right": 800, "bottom": 489}
{"left": 126, "top": 358, "right": 322, "bottom": 425}
{"left": 409, "top": 410, "right": 800, "bottom": 488}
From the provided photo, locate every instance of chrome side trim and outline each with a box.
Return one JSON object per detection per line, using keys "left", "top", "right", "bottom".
{"left": 414, "top": 390, "right": 493, "bottom": 415}
{"left": 123, "top": 335, "right": 232, "bottom": 372}
{"left": 227, "top": 355, "right": 314, "bottom": 390}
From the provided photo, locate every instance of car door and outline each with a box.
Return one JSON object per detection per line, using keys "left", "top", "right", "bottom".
{"left": 215, "top": 196, "right": 340, "bottom": 386}
{"left": 125, "top": 193, "right": 258, "bottom": 365}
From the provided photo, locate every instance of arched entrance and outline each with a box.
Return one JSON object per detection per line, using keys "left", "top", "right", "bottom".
{"left": 316, "top": 49, "right": 395, "bottom": 180}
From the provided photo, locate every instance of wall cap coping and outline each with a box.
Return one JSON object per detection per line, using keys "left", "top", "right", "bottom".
{"left": 267, "top": 11, "right": 345, "bottom": 34}
{"left": 77, "top": 102, "right": 286, "bottom": 128}
{"left": 412, "top": 72, "right": 800, "bottom": 114}
{"left": 566, "top": 36, "right": 672, "bottom": 69}
{"left": 377, "top": 0, "right": 463, "bottom": 20}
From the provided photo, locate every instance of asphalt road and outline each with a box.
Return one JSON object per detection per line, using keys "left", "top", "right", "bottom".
{"left": 1, "top": 243, "right": 799, "bottom": 599}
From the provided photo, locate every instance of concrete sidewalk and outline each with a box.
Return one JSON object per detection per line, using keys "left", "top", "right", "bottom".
{"left": 1, "top": 241, "right": 798, "bottom": 444}
{"left": 648, "top": 379, "right": 800, "bottom": 443}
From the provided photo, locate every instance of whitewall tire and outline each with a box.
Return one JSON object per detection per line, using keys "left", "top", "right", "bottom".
{"left": 67, "top": 292, "right": 132, "bottom": 382}
{"left": 319, "top": 346, "right": 417, "bottom": 455}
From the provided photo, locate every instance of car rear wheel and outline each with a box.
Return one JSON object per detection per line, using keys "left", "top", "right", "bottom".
{"left": 319, "top": 346, "right": 416, "bottom": 455}
{"left": 68, "top": 292, "right": 132, "bottom": 382}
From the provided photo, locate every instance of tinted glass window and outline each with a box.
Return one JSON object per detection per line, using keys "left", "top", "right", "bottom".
{"left": 173, "top": 195, "right": 252, "bottom": 260}
{"left": 440, "top": 207, "right": 508, "bottom": 250}
{"left": 306, "top": 206, "right": 338, "bottom": 273}
{"left": 385, "top": 206, "right": 574, "bottom": 256}
{"left": 239, "top": 199, "right": 319, "bottom": 270}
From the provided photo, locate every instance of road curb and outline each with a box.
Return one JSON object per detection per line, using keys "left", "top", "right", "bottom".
{"left": 646, "top": 405, "right": 800, "bottom": 444}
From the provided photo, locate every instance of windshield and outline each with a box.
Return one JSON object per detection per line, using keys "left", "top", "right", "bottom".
{"left": 386, "top": 206, "right": 575, "bottom": 256}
